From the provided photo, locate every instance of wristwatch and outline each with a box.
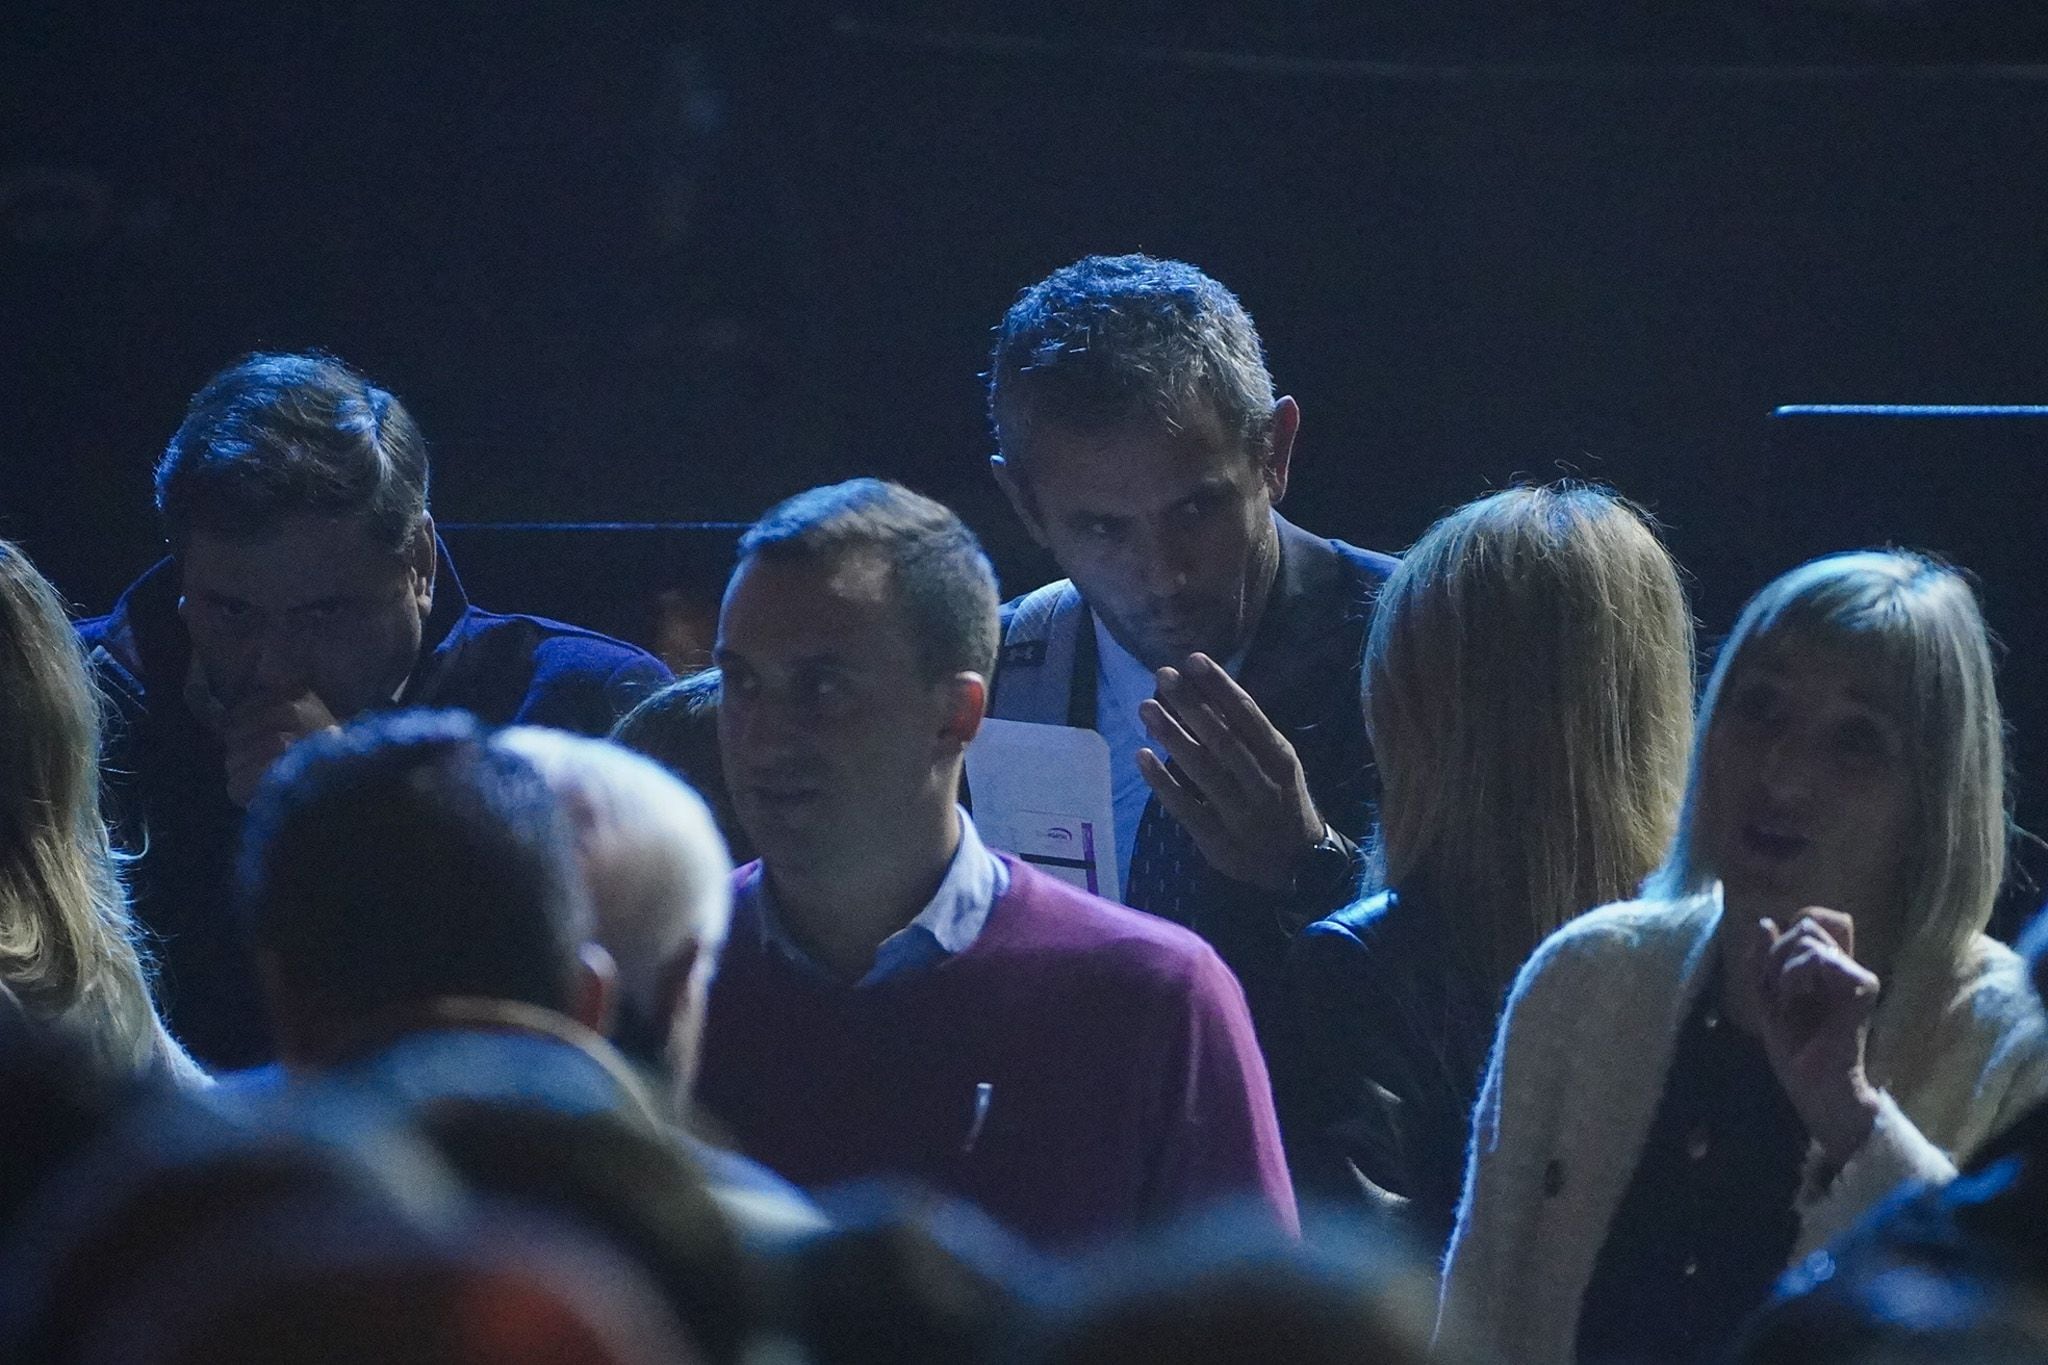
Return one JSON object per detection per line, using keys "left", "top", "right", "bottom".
{"left": 1288, "top": 822, "right": 1356, "bottom": 904}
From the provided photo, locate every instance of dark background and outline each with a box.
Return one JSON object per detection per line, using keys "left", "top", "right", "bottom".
{"left": 5, "top": 2, "right": 2045, "bottom": 909}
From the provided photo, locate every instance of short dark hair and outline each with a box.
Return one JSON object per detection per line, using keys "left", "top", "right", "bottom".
{"left": 737, "top": 478, "right": 1000, "bottom": 681}
{"left": 155, "top": 351, "right": 429, "bottom": 553}
{"left": 988, "top": 254, "right": 1277, "bottom": 471}
{"left": 610, "top": 668, "right": 753, "bottom": 866}
{"left": 238, "top": 710, "right": 588, "bottom": 1045}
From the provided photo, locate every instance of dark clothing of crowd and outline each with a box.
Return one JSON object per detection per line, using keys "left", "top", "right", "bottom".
{"left": 81, "top": 545, "right": 669, "bottom": 1067}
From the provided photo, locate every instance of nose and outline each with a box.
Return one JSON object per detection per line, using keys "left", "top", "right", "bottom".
{"left": 1757, "top": 728, "right": 1816, "bottom": 805}
{"left": 1138, "top": 529, "right": 1196, "bottom": 599}
{"left": 248, "top": 624, "right": 313, "bottom": 696}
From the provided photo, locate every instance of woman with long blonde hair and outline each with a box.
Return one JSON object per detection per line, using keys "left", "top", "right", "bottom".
{"left": 0, "top": 540, "right": 202, "bottom": 1082}
{"left": 1289, "top": 485, "right": 1696, "bottom": 1255}
{"left": 1440, "top": 550, "right": 2048, "bottom": 1364}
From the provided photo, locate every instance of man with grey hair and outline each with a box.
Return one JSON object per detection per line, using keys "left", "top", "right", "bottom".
{"left": 500, "top": 727, "right": 825, "bottom": 1248}
{"left": 986, "top": 254, "right": 1396, "bottom": 1074}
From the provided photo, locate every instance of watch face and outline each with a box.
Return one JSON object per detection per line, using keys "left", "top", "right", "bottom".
{"left": 1295, "top": 836, "right": 1354, "bottom": 898}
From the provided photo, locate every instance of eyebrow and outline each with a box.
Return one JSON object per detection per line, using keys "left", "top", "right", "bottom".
{"left": 1061, "top": 507, "right": 1131, "bottom": 530}
{"left": 714, "top": 647, "right": 854, "bottom": 672}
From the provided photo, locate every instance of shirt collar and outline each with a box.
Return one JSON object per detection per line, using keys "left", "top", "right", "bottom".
{"left": 743, "top": 808, "right": 1008, "bottom": 985}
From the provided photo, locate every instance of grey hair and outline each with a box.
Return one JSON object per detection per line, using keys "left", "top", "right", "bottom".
{"left": 1650, "top": 550, "right": 2007, "bottom": 975}
{"left": 498, "top": 727, "right": 733, "bottom": 1009}
{"left": 987, "top": 254, "right": 1277, "bottom": 471}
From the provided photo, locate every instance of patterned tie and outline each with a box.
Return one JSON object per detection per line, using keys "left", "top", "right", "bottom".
{"left": 1125, "top": 793, "right": 1200, "bottom": 926}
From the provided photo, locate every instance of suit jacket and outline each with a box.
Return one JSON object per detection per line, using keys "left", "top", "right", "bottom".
{"left": 990, "top": 513, "right": 1395, "bottom": 1092}
{"left": 77, "top": 543, "right": 670, "bottom": 1068}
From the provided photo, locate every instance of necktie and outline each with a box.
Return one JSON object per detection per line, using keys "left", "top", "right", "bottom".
{"left": 1125, "top": 794, "right": 1200, "bottom": 926}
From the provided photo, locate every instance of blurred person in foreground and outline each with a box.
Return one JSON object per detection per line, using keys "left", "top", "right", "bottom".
{"left": 1288, "top": 486, "right": 1694, "bottom": 1261}
{"left": 1007, "top": 1210, "right": 1449, "bottom": 1365}
{"left": 0, "top": 1079, "right": 697, "bottom": 1365}
{"left": 81, "top": 351, "right": 668, "bottom": 1068}
{"left": 1439, "top": 550, "right": 2048, "bottom": 1364}
{"left": 696, "top": 478, "right": 1295, "bottom": 1248}
{"left": 234, "top": 708, "right": 752, "bottom": 1358}
{"left": 0, "top": 540, "right": 201, "bottom": 1084}
{"left": 501, "top": 725, "right": 824, "bottom": 1249}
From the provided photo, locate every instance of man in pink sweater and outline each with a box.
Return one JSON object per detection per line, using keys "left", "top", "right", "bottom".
{"left": 695, "top": 478, "right": 1295, "bottom": 1249}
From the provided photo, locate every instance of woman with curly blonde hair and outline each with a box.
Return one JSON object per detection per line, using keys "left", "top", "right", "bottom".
{"left": 0, "top": 540, "right": 202, "bottom": 1082}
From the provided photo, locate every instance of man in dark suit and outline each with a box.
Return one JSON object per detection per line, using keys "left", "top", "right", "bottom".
{"left": 79, "top": 352, "right": 669, "bottom": 1067}
{"left": 984, "top": 254, "right": 1396, "bottom": 1067}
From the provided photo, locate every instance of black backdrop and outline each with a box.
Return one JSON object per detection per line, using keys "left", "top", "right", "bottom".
{"left": 6, "top": 2, "right": 2046, "bottom": 912}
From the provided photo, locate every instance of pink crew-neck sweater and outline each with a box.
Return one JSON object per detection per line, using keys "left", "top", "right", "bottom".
{"left": 696, "top": 856, "right": 1297, "bottom": 1249}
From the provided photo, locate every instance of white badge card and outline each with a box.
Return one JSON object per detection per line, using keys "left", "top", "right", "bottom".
{"left": 964, "top": 717, "right": 1121, "bottom": 903}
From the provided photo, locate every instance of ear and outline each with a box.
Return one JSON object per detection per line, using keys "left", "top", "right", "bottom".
{"left": 938, "top": 671, "right": 988, "bottom": 748}
{"left": 409, "top": 514, "right": 438, "bottom": 613}
{"left": 570, "top": 941, "right": 619, "bottom": 1035}
{"left": 991, "top": 455, "right": 1050, "bottom": 549}
{"left": 1263, "top": 397, "right": 1300, "bottom": 504}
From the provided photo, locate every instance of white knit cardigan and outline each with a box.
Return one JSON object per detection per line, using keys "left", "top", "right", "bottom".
{"left": 1436, "top": 889, "right": 2048, "bottom": 1365}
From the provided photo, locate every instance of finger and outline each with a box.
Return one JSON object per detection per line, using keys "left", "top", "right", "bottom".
{"left": 223, "top": 699, "right": 324, "bottom": 745}
{"left": 1138, "top": 698, "right": 1245, "bottom": 806}
{"left": 1155, "top": 670, "right": 1271, "bottom": 795}
{"left": 1137, "top": 747, "right": 1236, "bottom": 853}
{"left": 1777, "top": 943, "right": 1881, "bottom": 1007}
{"left": 1746, "top": 915, "right": 1778, "bottom": 977}
{"left": 1771, "top": 917, "right": 1842, "bottom": 967}
{"left": 1798, "top": 906, "right": 1857, "bottom": 960}
{"left": 1174, "top": 654, "right": 1298, "bottom": 774}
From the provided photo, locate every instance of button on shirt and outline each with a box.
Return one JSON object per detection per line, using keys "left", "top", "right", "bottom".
{"left": 1575, "top": 973, "right": 1808, "bottom": 1363}
{"left": 741, "top": 808, "right": 1011, "bottom": 987}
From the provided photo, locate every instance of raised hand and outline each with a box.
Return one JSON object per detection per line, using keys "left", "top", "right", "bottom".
{"left": 1746, "top": 908, "right": 1884, "bottom": 1166}
{"left": 1134, "top": 652, "right": 1324, "bottom": 893}
{"left": 223, "top": 690, "right": 341, "bottom": 807}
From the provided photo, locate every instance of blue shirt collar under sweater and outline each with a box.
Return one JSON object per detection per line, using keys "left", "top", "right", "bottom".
{"left": 740, "top": 807, "right": 1010, "bottom": 987}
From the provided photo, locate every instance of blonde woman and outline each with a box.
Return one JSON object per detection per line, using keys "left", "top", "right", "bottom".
{"left": 1440, "top": 550, "right": 2048, "bottom": 1364}
{"left": 0, "top": 542, "right": 203, "bottom": 1083}
{"left": 1287, "top": 486, "right": 1694, "bottom": 1258}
